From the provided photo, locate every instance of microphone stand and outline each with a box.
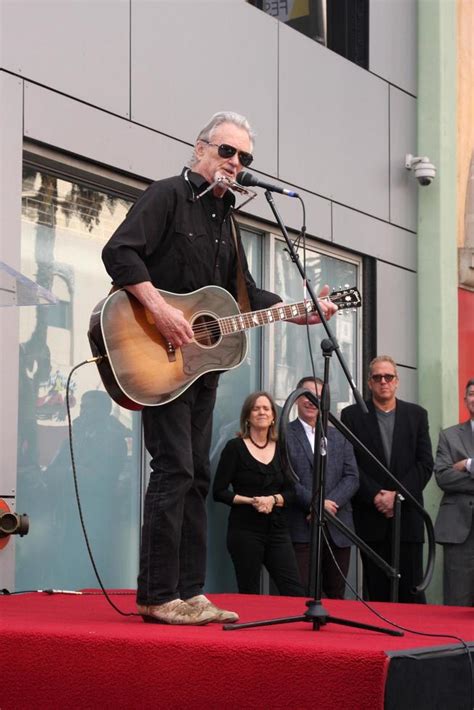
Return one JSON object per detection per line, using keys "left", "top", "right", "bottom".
{"left": 224, "top": 190, "right": 402, "bottom": 636}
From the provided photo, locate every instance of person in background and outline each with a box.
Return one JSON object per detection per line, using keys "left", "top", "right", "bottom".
{"left": 286, "top": 376, "right": 359, "bottom": 598}
{"left": 434, "top": 378, "right": 474, "bottom": 606}
{"left": 213, "top": 391, "right": 304, "bottom": 596}
{"left": 341, "top": 356, "right": 433, "bottom": 603}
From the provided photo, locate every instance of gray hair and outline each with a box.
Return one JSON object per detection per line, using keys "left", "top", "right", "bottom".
{"left": 189, "top": 111, "right": 255, "bottom": 167}
{"left": 368, "top": 355, "right": 398, "bottom": 378}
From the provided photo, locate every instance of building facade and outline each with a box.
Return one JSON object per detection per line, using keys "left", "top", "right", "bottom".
{"left": 1, "top": 0, "right": 454, "bottom": 603}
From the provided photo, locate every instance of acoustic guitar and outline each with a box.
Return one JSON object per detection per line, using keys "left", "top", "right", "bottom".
{"left": 88, "top": 285, "right": 361, "bottom": 410}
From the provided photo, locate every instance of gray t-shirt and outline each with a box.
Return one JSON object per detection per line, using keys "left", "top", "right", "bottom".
{"left": 375, "top": 408, "right": 396, "bottom": 465}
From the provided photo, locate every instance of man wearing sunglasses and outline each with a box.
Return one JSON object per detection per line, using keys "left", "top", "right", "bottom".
{"left": 341, "top": 355, "right": 433, "bottom": 603}
{"left": 102, "top": 111, "right": 337, "bottom": 625}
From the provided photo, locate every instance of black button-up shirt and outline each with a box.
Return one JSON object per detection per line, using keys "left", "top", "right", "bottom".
{"left": 102, "top": 168, "right": 280, "bottom": 310}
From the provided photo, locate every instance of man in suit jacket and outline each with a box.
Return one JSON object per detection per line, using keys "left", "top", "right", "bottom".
{"left": 340, "top": 356, "right": 433, "bottom": 603}
{"left": 434, "top": 378, "right": 474, "bottom": 606}
{"left": 286, "top": 376, "right": 359, "bottom": 598}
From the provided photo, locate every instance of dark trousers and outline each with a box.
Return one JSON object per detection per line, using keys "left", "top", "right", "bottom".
{"left": 361, "top": 539, "right": 426, "bottom": 603}
{"left": 293, "top": 539, "right": 351, "bottom": 599}
{"left": 227, "top": 521, "right": 304, "bottom": 596}
{"left": 442, "top": 525, "right": 474, "bottom": 606}
{"left": 137, "top": 376, "right": 217, "bottom": 605}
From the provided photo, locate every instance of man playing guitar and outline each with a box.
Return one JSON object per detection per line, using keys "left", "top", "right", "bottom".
{"left": 101, "top": 111, "right": 337, "bottom": 625}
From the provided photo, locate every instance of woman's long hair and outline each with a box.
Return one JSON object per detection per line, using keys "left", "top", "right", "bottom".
{"left": 238, "top": 391, "right": 278, "bottom": 442}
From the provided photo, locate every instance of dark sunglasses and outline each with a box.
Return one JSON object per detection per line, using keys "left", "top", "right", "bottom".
{"left": 370, "top": 374, "right": 397, "bottom": 383}
{"left": 201, "top": 139, "right": 253, "bottom": 167}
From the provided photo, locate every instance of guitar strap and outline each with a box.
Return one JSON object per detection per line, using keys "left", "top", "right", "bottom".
{"left": 230, "top": 215, "right": 251, "bottom": 314}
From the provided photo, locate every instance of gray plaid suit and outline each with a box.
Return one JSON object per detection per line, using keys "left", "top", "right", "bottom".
{"left": 286, "top": 419, "right": 359, "bottom": 597}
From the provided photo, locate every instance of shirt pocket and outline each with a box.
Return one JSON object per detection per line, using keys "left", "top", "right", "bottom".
{"left": 173, "top": 221, "right": 209, "bottom": 270}
{"left": 175, "top": 215, "right": 208, "bottom": 244}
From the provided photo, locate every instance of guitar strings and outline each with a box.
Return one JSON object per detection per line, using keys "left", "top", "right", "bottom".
{"left": 189, "top": 294, "right": 351, "bottom": 339}
{"left": 190, "top": 305, "right": 310, "bottom": 339}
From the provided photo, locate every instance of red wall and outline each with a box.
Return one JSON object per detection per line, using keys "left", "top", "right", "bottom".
{"left": 458, "top": 288, "right": 474, "bottom": 421}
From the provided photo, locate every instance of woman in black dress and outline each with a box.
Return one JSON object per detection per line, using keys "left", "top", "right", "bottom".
{"left": 213, "top": 391, "right": 304, "bottom": 595}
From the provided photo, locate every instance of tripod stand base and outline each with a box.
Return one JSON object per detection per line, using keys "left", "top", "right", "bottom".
{"left": 223, "top": 599, "right": 403, "bottom": 636}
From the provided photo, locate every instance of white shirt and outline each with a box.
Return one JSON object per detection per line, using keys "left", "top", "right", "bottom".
{"left": 466, "top": 419, "right": 474, "bottom": 473}
{"left": 298, "top": 417, "right": 315, "bottom": 453}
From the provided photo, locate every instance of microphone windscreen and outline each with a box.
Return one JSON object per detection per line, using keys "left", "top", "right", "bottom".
{"left": 236, "top": 170, "right": 254, "bottom": 187}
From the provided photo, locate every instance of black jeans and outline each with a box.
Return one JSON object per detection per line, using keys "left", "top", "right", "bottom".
{"left": 361, "top": 539, "right": 426, "bottom": 603}
{"left": 137, "top": 376, "right": 217, "bottom": 605}
{"left": 227, "top": 518, "right": 304, "bottom": 596}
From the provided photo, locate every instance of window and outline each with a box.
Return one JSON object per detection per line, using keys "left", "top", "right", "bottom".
{"left": 15, "top": 149, "right": 362, "bottom": 595}
{"left": 248, "top": 0, "right": 369, "bottom": 69}
{"left": 270, "top": 235, "right": 360, "bottom": 411}
{"left": 16, "top": 150, "right": 144, "bottom": 591}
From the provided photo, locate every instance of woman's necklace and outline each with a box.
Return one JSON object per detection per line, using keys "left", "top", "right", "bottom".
{"left": 248, "top": 433, "right": 269, "bottom": 449}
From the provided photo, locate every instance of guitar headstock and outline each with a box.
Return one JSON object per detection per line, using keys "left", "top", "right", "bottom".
{"left": 329, "top": 286, "right": 362, "bottom": 310}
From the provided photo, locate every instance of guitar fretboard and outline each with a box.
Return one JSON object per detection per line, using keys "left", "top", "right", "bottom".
{"left": 219, "top": 300, "right": 315, "bottom": 335}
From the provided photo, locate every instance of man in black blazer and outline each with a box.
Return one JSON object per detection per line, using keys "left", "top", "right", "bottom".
{"left": 340, "top": 356, "right": 433, "bottom": 603}
{"left": 287, "top": 376, "right": 359, "bottom": 598}
{"left": 434, "top": 378, "right": 474, "bottom": 605}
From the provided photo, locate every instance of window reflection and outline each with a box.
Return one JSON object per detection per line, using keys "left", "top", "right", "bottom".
{"left": 272, "top": 239, "right": 359, "bottom": 413}
{"left": 17, "top": 165, "right": 141, "bottom": 590}
{"left": 248, "top": 0, "right": 327, "bottom": 45}
{"left": 247, "top": 0, "right": 369, "bottom": 69}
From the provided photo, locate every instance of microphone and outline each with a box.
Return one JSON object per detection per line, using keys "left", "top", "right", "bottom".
{"left": 236, "top": 171, "right": 299, "bottom": 198}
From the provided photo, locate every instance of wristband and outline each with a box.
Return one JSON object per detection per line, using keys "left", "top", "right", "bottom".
{"left": 273, "top": 494, "right": 278, "bottom": 506}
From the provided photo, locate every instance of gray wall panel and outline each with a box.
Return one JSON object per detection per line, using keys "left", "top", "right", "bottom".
{"left": 370, "top": 0, "right": 417, "bottom": 95}
{"left": 24, "top": 84, "right": 190, "bottom": 180}
{"left": 390, "top": 87, "right": 417, "bottom": 230}
{"left": 377, "top": 262, "right": 417, "bottom": 367}
{"left": 22, "top": 84, "right": 332, "bottom": 239}
{"left": 241, "top": 183, "right": 332, "bottom": 242}
{"left": 0, "top": 0, "right": 130, "bottom": 117}
{"left": 0, "top": 72, "right": 22, "bottom": 511}
{"left": 396, "top": 365, "right": 418, "bottom": 403}
{"left": 333, "top": 204, "right": 417, "bottom": 270}
{"left": 131, "top": 0, "right": 279, "bottom": 176}
{"left": 279, "top": 23, "right": 389, "bottom": 221}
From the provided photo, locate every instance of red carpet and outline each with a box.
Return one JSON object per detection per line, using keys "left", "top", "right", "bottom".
{"left": 2, "top": 592, "right": 473, "bottom": 709}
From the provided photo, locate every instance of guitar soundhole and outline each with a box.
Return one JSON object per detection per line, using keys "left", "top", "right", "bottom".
{"left": 192, "top": 314, "right": 221, "bottom": 348}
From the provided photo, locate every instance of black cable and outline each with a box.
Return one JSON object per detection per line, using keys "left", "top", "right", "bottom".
{"left": 1, "top": 588, "right": 135, "bottom": 596}
{"left": 65, "top": 359, "right": 139, "bottom": 618}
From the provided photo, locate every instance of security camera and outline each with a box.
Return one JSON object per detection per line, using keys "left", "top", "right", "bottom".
{"left": 405, "top": 154, "right": 437, "bottom": 186}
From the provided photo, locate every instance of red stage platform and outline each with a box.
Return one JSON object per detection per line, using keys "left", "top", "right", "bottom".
{"left": 2, "top": 592, "right": 473, "bottom": 709}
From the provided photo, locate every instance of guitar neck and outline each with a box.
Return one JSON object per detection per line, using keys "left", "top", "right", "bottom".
{"left": 219, "top": 301, "right": 314, "bottom": 335}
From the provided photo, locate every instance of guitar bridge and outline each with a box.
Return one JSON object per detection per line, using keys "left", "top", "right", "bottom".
{"left": 166, "top": 341, "right": 176, "bottom": 362}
